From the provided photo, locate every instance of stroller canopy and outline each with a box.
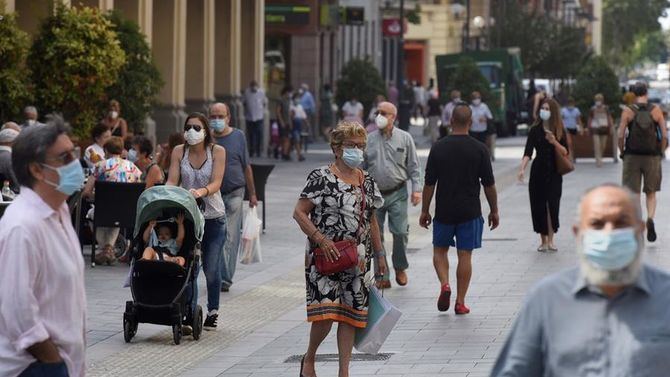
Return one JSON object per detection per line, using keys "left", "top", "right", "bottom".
{"left": 134, "top": 185, "right": 204, "bottom": 241}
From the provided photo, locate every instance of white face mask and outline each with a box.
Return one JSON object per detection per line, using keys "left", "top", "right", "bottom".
{"left": 472, "top": 99, "right": 481, "bottom": 106}
{"left": 375, "top": 114, "right": 389, "bottom": 129}
{"left": 595, "top": 101, "right": 603, "bottom": 107}
{"left": 539, "top": 109, "right": 551, "bottom": 121}
{"left": 184, "top": 128, "right": 205, "bottom": 145}
{"left": 110, "top": 111, "right": 119, "bottom": 119}
{"left": 27, "top": 119, "right": 36, "bottom": 126}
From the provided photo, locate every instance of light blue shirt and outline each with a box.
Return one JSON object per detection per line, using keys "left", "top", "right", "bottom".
{"left": 561, "top": 106, "right": 581, "bottom": 130}
{"left": 492, "top": 264, "right": 670, "bottom": 377}
{"left": 300, "top": 91, "right": 316, "bottom": 114}
{"left": 364, "top": 128, "right": 422, "bottom": 192}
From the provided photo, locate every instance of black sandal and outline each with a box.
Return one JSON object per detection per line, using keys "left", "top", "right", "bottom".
{"left": 299, "top": 354, "right": 306, "bottom": 377}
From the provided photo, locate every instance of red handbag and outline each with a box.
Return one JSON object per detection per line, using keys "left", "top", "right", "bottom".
{"left": 313, "top": 174, "right": 366, "bottom": 275}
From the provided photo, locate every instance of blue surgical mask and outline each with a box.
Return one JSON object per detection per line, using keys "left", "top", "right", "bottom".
{"left": 539, "top": 109, "right": 551, "bottom": 121}
{"left": 582, "top": 228, "right": 638, "bottom": 271}
{"left": 127, "top": 149, "right": 138, "bottom": 163}
{"left": 42, "top": 159, "right": 85, "bottom": 196}
{"left": 342, "top": 147, "right": 364, "bottom": 169}
{"left": 211, "top": 118, "right": 227, "bottom": 132}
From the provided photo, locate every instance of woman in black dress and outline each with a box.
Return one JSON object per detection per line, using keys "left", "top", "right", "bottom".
{"left": 517, "top": 98, "right": 569, "bottom": 251}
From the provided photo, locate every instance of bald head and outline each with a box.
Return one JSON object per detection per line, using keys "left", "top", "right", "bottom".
{"left": 1, "top": 122, "right": 21, "bottom": 133}
{"left": 377, "top": 101, "right": 397, "bottom": 129}
{"left": 209, "top": 102, "right": 229, "bottom": 118}
{"left": 451, "top": 104, "right": 472, "bottom": 129}
{"left": 575, "top": 185, "right": 643, "bottom": 235}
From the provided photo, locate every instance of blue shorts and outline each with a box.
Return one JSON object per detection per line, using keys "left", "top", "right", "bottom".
{"left": 291, "top": 119, "right": 303, "bottom": 141}
{"left": 433, "top": 217, "right": 484, "bottom": 250}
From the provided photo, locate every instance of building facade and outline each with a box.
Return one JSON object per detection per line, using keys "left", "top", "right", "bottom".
{"left": 3, "top": 0, "right": 265, "bottom": 142}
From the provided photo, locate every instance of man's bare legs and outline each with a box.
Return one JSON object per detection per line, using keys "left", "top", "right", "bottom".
{"left": 646, "top": 191, "right": 657, "bottom": 219}
{"left": 433, "top": 246, "right": 473, "bottom": 306}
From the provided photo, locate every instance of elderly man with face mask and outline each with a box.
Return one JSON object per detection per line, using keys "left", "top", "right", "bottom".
{"left": 492, "top": 184, "right": 670, "bottom": 376}
{"left": 364, "top": 101, "right": 422, "bottom": 288}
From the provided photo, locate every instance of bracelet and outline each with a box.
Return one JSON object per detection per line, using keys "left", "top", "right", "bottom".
{"left": 203, "top": 187, "right": 210, "bottom": 196}
{"left": 309, "top": 229, "right": 320, "bottom": 239}
{"left": 374, "top": 251, "right": 386, "bottom": 257}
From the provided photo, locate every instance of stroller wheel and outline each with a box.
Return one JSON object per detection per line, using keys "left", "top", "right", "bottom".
{"left": 123, "top": 318, "right": 136, "bottom": 343}
{"left": 193, "top": 305, "right": 203, "bottom": 340}
{"left": 172, "top": 324, "right": 182, "bottom": 345}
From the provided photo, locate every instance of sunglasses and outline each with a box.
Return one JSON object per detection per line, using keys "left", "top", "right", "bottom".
{"left": 184, "top": 124, "right": 203, "bottom": 132}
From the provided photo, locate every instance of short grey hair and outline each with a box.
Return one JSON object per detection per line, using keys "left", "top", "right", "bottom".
{"left": 12, "top": 114, "right": 70, "bottom": 188}
{"left": 575, "top": 183, "right": 642, "bottom": 223}
{"left": 24, "top": 106, "right": 37, "bottom": 115}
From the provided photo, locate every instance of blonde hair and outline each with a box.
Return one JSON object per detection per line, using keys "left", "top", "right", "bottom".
{"left": 594, "top": 93, "right": 604, "bottom": 102}
{"left": 330, "top": 121, "right": 367, "bottom": 148}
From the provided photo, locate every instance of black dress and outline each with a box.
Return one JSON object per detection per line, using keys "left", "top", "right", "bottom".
{"left": 524, "top": 125, "right": 569, "bottom": 235}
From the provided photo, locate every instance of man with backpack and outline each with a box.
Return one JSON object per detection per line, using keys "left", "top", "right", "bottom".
{"left": 618, "top": 82, "right": 667, "bottom": 242}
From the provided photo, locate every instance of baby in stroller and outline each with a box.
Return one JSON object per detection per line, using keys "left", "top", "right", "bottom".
{"left": 141, "top": 213, "right": 186, "bottom": 266}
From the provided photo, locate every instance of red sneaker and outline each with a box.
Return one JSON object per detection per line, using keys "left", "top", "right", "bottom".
{"left": 437, "top": 284, "right": 451, "bottom": 312}
{"left": 454, "top": 302, "right": 470, "bottom": 315}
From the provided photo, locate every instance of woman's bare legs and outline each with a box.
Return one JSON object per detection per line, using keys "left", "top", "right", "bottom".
{"left": 336, "top": 323, "right": 356, "bottom": 377}
{"left": 303, "top": 320, "right": 333, "bottom": 377}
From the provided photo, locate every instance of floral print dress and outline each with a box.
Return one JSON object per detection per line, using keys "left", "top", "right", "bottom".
{"left": 300, "top": 166, "right": 383, "bottom": 328}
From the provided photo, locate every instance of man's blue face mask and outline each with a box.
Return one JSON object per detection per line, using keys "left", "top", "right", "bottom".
{"left": 582, "top": 228, "right": 638, "bottom": 271}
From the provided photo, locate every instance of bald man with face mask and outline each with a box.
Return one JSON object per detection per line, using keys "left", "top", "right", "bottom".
{"left": 493, "top": 184, "right": 670, "bottom": 376}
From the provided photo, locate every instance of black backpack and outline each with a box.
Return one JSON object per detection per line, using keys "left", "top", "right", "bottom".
{"left": 625, "top": 103, "right": 661, "bottom": 155}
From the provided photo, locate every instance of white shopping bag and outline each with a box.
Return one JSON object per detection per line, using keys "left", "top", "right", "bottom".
{"left": 354, "top": 286, "right": 402, "bottom": 354}
{"left": 239, "top": 207, "right": 262, "bottom": 264}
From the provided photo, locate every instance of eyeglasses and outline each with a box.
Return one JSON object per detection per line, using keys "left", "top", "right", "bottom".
{"left": 342, "top": 142, "right": 366, "bottom": 150}
{"left": 45, "top": 150, "right": 77, "bottom": 165}
{"left": 184, "top": 124, "right": 203, "bottom": 132}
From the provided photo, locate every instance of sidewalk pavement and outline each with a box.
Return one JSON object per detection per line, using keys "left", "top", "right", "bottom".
{"left": 83, "top": 130, "right": 670, "bottom": 377}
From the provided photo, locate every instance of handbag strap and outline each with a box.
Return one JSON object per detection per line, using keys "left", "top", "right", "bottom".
{"left": 355, "top": 169, "right": 366, "bottom": 243}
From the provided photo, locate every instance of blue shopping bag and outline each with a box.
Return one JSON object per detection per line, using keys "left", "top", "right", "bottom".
{"left": 354, "top": 286, "right": 402, "bottom": 354}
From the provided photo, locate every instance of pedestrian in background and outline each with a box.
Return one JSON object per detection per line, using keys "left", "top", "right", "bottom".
{"left": 0, "top": 128, "right": 19, "bottom": 192}
{"left": 561, "top": 97, "right": 583, "bottom": 137}
{"left": 387, "top": 81, "right": 399, "bottom": 106}
{"left": 20, "top": 106, "right": 45, "bottom": 130}
{"left": 242, "top": 80, "right": 267, "bottom": 158}
{"left": 492, "top": 184, "right": 670, "bottom": 376}
{"left": 441, "top": 90, "right": 461, "bottom": 138}
{"left": 319, "top": 83, "right": 335, "bottom": 139}
{"left": 518, "top": 98, "right": 569, "bottom": 252}
{"left": 0, "top": 116, "right": 86, "bottom": 377}
{"left": 365, "top": 101, "right": 422, "bottom": 288}
{"left": 469, "top": 91, "right": 493, "bottom": 146}
{"left": 342, "top": 95, "right": 364, "bottom": 124}
{"left": 412, "top": 81, "right": 427, "bottom": 124}
{"left": 300, "top": 83, "right": 317, "bottom": 139}
{"left": 101, "top": 99, "right": 128, "bottom": 139}
{"left": 210, "top": 102, "right": 258, "bottom": 292}
{"left": 293, "top": 121, "right": 386, "bottom": 377}
{"left": 276, "top": 86, "right": 293, "bottom": 161}
{"left": 426, "top": 90, "right": 442, "bottom": 144}
{"left": 167, "top": 113, "right": 227, "bottom": 331}
{"left": 290, "top": 93, "right": 307, "bottom": 162}
{"left": 588, "top": 93, "right": 614, "bottom": 167}
{"left": 420, "top": 104, "right": 498, "bottom": 315}
{"left": 618, "top": 82, "right": 667, "bottom": 243}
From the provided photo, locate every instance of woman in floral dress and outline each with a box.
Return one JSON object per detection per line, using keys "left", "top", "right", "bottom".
{"left": 293, "top": 121, "right": 387, "bottom": 377}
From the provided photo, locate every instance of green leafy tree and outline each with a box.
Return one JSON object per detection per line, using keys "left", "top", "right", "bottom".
{"left": 0, "top": 10, "right": 32, "bottom": 122}
{"left": 335, "top": 58, "right": 387, "bottom": 116}
{"left": 105, "top": 10, "right": 163, "bottom": 133}
{"left": 29, "top": 5, "right": 125, "bottom": 138}
{"left": 573, "top": 56, "right": 621, "bottom": 118}
{"left": 490, "top": 0, "right": 590, "bottom": 79}
{"left": 446, "top": 57, "right": 491, "bottom": 102}
{"left": 603, "top": 0, "right": 667, "bottom": 71}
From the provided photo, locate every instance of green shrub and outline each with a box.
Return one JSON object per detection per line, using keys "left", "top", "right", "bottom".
{"left": 105, "top": 10, "right": 163, "bottom": 133}
{"left": 446, "top": 57, "right": 491, "bottom": 102}
{"left": 336, "top": 58, "right": 387, "bottom": 117}
{"left": 29, "top": 5, "right": 125, "bottom": 138}
{"left": 573, "top": 56, "right": 621, "bottom": 118}
{"left": 0, "top": 10, "right": 32, "bottom": 122}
